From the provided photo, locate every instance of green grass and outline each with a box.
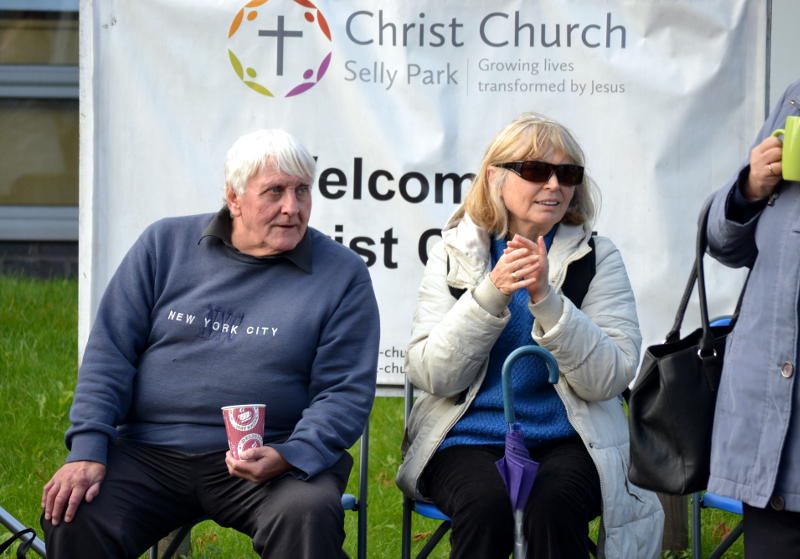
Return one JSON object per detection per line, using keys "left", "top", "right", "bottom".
{"left": 0, "top": 275, "right": 744, "bottom": 558}
{"left": 0, "top": 276, "right": 78, "bottom": 537}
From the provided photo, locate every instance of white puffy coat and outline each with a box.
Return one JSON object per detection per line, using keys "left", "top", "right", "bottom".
{"left": 396, "top": 212, "right": 663, "bottom": 559}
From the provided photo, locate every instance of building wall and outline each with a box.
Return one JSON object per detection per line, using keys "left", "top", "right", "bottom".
{"left": 0, "top": 0, "right": 79, "bottom": 277}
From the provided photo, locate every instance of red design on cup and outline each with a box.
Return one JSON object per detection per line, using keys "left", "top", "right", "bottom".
{"left": 222, "top": 404, "right": 266, "bottom": 459}
{"left": 237, "top": 432, "right": 263, "bottom": 457}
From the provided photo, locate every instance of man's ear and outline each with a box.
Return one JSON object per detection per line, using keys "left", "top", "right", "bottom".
{"left": 225, "top": 187, "right": 241, "bottom": 217}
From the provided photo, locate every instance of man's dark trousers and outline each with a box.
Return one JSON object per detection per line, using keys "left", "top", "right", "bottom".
{"left": 42, "top": 439, "right": 352, "bottom": 559}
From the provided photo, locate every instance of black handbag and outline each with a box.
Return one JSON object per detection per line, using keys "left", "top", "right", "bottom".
{"left": 627, "top": 205, "right": 747, "bottom": 495}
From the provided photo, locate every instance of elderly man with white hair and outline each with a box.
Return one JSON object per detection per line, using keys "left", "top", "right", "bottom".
{"left": 40, "top": 129, "right": 380, "bottom": 558}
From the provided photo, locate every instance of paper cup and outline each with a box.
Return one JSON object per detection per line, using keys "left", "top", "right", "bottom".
{"left": 221, "top": 404, "right": 266, "bottom": 459}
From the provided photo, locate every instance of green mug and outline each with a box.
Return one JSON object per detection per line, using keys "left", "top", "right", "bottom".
{"left": 772, "top": 115, "right": 800, "bottom": 181}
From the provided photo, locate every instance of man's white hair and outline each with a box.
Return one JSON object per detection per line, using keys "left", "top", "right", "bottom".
{"left": 224, "top": 129, "right": 316, "bottom": 195}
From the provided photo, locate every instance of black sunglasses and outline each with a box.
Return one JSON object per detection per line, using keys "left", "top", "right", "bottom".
{"left": 497, "top": 160, "right": 584, "bottom": 186}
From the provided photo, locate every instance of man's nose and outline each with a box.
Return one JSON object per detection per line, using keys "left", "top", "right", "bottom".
{"left": 281, "top": 192, "right": 299, "bottom": 214}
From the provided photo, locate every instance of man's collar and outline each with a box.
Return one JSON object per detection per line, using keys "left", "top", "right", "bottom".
{"left": 200, "top": 206, "right": 234, "bottom": 244}
{"left": 199, "top": 206, "right": 312, "bottom": 272}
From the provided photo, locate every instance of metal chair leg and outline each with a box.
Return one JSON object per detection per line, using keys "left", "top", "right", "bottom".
{"left": 402, "top": 496, "right": 413, "bottom": 559}
{"left": 707, "top": 521, "right": 743, "bottom": 559}
{"left": 417, "top": 520, "right": 451, "bottom": 559}
{"left": 692, "top": 492, "right": 702, "bottom": 559}
{"left": 157, "top": 523, "right": 194, "bottom": 559}
{"left": 356, "top": 422, "right": 369, "bottom": 559}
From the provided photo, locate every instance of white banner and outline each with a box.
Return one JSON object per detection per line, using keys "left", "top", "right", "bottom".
{"left": 80, "top": 0, "right": 767, "bottom": 388}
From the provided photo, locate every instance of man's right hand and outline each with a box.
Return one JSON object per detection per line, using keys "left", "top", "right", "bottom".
{"left": 42, "top": 461, "right": 106, "bottom": 525}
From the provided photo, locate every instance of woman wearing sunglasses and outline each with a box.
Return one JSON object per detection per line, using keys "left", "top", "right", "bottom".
{"left": 397, "top": 113, "right": 663, "bottom": 559}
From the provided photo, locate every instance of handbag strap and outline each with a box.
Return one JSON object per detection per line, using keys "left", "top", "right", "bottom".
{"left": 665, "top": 202, "right": 750, "bottom": 347}
{"left": 664, "top": 257, "right": 698, "bottom": 343}
{"left": 695, "top": 204, "right": 716, "bottom": 357}
{"left": 664, "top": 203, "right": 709, "bottom": 343}
{"left": 0, "top": 528, "right": 35, "bottom": 557}
{"left": 696, "top": 203, "right": 753, "bottom": 357}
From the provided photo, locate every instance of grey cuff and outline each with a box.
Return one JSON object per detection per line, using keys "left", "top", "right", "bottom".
{"left": 473, "top": 276, "right": 511, "bottom": 317}
{"left": 66, "top": 432, "right": 109, "bottom": 466}
{"left": 529, "top": 286, "right": 563, "bottom": 333}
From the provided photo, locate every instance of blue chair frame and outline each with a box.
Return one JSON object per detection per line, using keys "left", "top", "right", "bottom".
{"left": 401, "top": 377, "right": 452, "bottom": 559}
{"left": 151, "top": 420, "right": 370, "bottom": 559}
{"left": 691, "top": 492, "right": 743, "bottom": 559}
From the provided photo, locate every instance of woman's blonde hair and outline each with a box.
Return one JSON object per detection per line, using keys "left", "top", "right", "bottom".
{"left": 459, "top": 113, "right": 599, "bottom": 237}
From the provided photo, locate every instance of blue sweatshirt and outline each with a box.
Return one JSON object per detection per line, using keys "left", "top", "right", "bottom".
{"left": 66, "top": 209, "right": 380, "bottom": 479}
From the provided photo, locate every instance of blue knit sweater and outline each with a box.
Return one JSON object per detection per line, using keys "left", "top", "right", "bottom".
{"left": 441, "top": 229, "right": 576, "bottom": 449}
{"left": 66, "top": 209, "right": 379, "bottom": 479}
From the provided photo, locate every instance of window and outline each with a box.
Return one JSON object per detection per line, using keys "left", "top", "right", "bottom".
{"left": 0, "top": 1, "right": 78, "bottom": 241}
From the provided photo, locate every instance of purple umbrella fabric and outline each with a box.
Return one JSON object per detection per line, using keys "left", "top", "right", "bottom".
{"left": 495, "top": 423, "right": 539, "bottom": 511}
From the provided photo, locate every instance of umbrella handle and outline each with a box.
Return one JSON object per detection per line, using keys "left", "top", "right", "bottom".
{"left": 501, "top": 345, "right": 559, "bottom": 424}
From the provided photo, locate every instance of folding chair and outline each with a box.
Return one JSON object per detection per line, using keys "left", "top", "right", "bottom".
{"left": 401, "top": 377, "right": 452, "bottom": 559}
{"left": 0, "top": 506, "right": 46, "bottom": 558}
{"left": 151, "top": 419, "right": 370, "bottom": 559}
{"left": 691, "top": 492, "right": 743, "bottom": 559}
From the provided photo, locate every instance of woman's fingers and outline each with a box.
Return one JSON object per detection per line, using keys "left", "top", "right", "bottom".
{"left": 495, "top": 235, "right": 550, "bottom": 297}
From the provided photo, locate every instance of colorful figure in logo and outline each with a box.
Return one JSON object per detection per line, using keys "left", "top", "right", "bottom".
{"left": 228, "top": 0, "right": 332, "bottom": 98}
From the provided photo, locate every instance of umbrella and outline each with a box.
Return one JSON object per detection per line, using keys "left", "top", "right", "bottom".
{"left": 495, "top": 345, "right": 560, "bottom": 559}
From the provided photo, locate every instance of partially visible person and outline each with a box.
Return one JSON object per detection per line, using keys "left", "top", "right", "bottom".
{"left": 40, "top": 129, "right": 380, "bottom": 559}
{"left": 397, "top": 113, "right": 663, "bottom": 559}
{"left": 705, "top": 79, "right": 800, "bottom": 557}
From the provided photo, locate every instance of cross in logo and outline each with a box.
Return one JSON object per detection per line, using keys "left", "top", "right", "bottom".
{"left": 258, "top": 15, "right": 303, "bottom": 76}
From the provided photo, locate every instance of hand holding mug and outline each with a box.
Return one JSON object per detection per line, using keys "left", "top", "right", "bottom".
{"left": 744, "top": 135, "right": 782, "bottom": 201}
{"left": 745, "top": 115, "right": 800, "bottom": 199}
